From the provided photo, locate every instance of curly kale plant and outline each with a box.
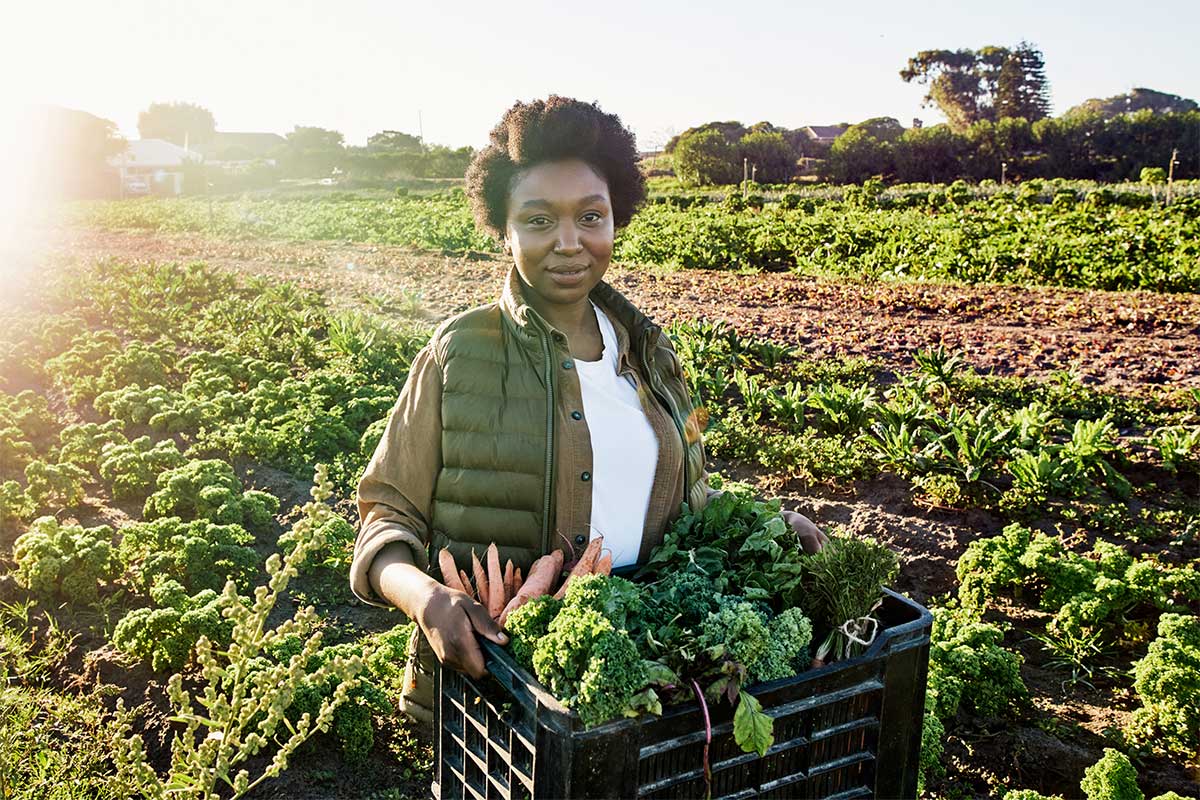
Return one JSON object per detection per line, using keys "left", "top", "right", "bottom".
{"left": 927, "top": 604, "right": 1026, "bottom": 720}
{"left": 1126, "top": 613, "right": 1200, "bottom": 761}
{"left": 530, "top": 575, "right": 651, "bottom": 728}
{"left": 957, "top": 524, "right": 1199, "bottom": 644}
{"left": 111, "top": 577, "right": 238, "bottom": 672}
{"left": 698, "top": 598, "right": 813, "bottom": 684}
{"left": 505, "top": 595, "right": 562, "bottom": 673}
{"left": 12, "top": 516, "right": 117, "bottom": 603}
{"left": 1080, "top": 748, "right": 1143, "bottom": 800}
{"left": 23, "top": 459, "right": 89, "bottom": 512}
{"left": 98, "top": 436, "right": 186, "bottom": 499}
{"left": 259, "top": 624, "right": 413, "bottom": 765}
{"left": 144, "top": 459, "right": 279, "bottom": 532}
{"left": 56, "top": 420, "right": 126, "bottom": 470}
{"left": 116, "top": 516, "right": 260, "bottom": 593}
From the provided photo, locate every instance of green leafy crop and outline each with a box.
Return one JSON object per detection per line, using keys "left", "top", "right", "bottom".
{"left": 144, "top": 459, "right": 279, "bottom": 532}
{"left": 111, "top": 577, "right": 239, "bottom": 672}
{"left": 116, "top": 515, "right": 260, "bottom": 594}
{"left": 12, "top": 516, "right": 117, "bottom": 603}
{"left": 927, "top": 603, "right": 1027, "bottom": 720}
{"left": 531, "top": 576, "right": 650, "bottom": 729}
{"left": 1126, "top": 613, "right": 1200, "bottom": 760}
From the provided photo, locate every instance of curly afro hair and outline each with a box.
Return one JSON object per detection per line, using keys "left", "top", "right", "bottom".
{"left": 464, "top": 96, "right": 647, "bottom": 243}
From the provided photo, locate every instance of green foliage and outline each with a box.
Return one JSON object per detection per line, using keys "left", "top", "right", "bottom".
{"left": 116, "top": 516, "right": 260, "bottom": 594}
{"left": 23, "top": 460, "right": 89, "bottom": 511}
{"left": 0, "top": 685, "right": 135, "bottom": 799}
{"left": 505, "top": 595, "right": 563, "bottom": 673}
{"left": 918, "top": 693, "right": 946, "bottom": 795}
{"left": 0, "top": 481, "right": 32, "bottom": 527}
{"left": 927, "top": 603, "right": 1027, "bottom": 720}
{"left": 111, "top": 577, "right": 237, "bottom": 672}
{"left": 143, "top": 459, "right": 279, "bottom": 532}
{"left": 57, "top": 420, "right": 126, "bottom": 469}
{"left": 112, "top": 466, "right": 367, "bottom": 799}
{"left": 1080, "top": 748, "right": 1143, "bottom": 800}
{"left": 262, "top": 624, "right": 412, "bottom": 765}
{"left": 98, "top": 436, "right": 186, "bottom": 499}
{"left": 673, "top": 129, "right": 739, "bottom": 186}
{"left": 12, "top": 516, "right": 116, "bottom": 603}
{"left": 531, "top": 576, "right": 649, "bottom": 728}
{"left": 1126, "top": 613, "right": 1200, "bottom": 760}
{"left": 733, "top": 691, "right": 773, "bottom": 757}
{"left": 799, "top": 534, "right": 899, "bottom": 661}
{"left": 956, "top": 524, "right": 1198, "bottom": 644}
{"left": 279, "top": 513, "right": 356, "bottom": 575}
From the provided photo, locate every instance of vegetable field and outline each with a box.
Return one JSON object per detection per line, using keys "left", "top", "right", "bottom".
{"left": 2, "top": 192, "right": 1199, "bottom": 799}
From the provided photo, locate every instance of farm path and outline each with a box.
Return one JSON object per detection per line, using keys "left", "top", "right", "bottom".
{"left": 53, "top": 227, "right": 1200, "bottom": 391}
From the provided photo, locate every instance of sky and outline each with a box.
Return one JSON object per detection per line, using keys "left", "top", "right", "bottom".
{"left": 6, "top": 0, "right": 1200, "bottom": 150}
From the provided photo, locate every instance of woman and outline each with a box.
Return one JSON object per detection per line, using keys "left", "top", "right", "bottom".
{"left": 349, "top": 96, "right": 827, "bottom": 723}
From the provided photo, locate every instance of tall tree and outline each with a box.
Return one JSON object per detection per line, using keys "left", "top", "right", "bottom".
{"left": 137, "top": 102, "right": 216, "bottom": 146}
{"left": 286, "top": 126, "right": 344, "bottom": 150}
{"left": 900, "top": 49, "right": 984, "bottom": 130}
{"left": 901, "top": 44, "right": 1051, "bottom": 130}
{"left": 1064, "top": 87, "right": 1198, "bottom": 119}
{"left": 672, "top": 129, "right": 739, "bottom": 186}
{"left": 995, "top": 42, "right": 1051, "bottom": 122}
{"left": 366, "top": 130, "right": 423, "bottom": 153}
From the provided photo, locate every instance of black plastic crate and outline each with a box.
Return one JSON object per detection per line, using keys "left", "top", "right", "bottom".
{"left": 434, "top": 588, "right": 932, "bottom": 800}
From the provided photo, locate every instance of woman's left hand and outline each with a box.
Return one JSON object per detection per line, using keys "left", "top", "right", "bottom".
{"left": 782, "top": 509, "right": 828, "bottom": 554}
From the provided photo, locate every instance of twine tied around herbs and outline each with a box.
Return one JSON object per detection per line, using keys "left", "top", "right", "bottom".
{"left": 816, "top": 598, "right": 884, "bottom": 664}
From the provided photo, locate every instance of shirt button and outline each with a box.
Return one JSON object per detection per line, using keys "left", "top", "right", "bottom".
{"left": 581, "top": 471, "right": 591, "bottom": 482}
{"left": 574, "top": 534, "right": 586, "bottom": 546}
{"left": 562, "top": 360, "right": 574, "bottom": 370}
{"left": 571, "top": 411, "right": 582, "bottom": 420}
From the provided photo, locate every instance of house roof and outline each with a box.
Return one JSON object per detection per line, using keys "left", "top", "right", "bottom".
{"left": 108, "top": 138, "right": 202, "bottom": 168}
{"left": 803, "top": 125, "right": 849, "bottom": 141}
{"left": 195, "top": 132, "right": 287, "bottom": 158}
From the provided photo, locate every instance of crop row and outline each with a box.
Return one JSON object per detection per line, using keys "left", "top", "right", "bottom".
{"left": 74, "top": 184, "right": 1200, "bottom": 292}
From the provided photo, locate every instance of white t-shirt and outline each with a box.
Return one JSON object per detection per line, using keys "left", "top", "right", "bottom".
{"left": 574, "top": 302, "right": 659, "bottom": 568}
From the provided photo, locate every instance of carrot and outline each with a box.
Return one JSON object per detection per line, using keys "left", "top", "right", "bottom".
{"left": 471, "top": 550, "right": 489, "bottom": 610}
{"left": 503, "top": 560, "right": 515, "bottom": 604}
{"left": 593, "top": 551, "right": 613, "bottom": 577}
{"left": 459, "top": 569, "right": 475, "bottom": 601}
{"left": 439, "top": 550, "right": 468, "bottom": 594}
{"left": 553, "top": 535, "right": 604, "bottom": 600}
{"left": 486, "top": 544, "right": 505, "bottom": 619}
{"left": 513, "top": 566, "right": 523, "bottom": 596}
{"left": 499, "top": 550, "right": 563, "bottom": 626}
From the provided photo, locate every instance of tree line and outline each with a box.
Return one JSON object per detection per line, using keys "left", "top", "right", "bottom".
{"left": 138, "top": 102, "right": 472, "bottom": 182}
{"left": 669, "top": 42, "right": 1199, "bottom": 186}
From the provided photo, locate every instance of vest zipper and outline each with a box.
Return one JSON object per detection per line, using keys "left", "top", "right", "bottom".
{"left": 538, "top": 326, "right": 554, "bottom": 554}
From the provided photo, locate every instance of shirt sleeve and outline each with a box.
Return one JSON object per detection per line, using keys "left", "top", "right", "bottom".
{"left": 350, "top": 343, "right": 443, "bottom": 607}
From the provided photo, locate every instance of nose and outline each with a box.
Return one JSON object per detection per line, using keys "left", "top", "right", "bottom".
{"left": 554, "top": 223, "right": 583, "bottom": 255}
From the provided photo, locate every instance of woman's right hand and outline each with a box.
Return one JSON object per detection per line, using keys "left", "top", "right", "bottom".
{"left": 369, "top": 542, "right": 508, "bottom": 680}
{"left": 413, "top": 577, "right": 509, "bottom": 679}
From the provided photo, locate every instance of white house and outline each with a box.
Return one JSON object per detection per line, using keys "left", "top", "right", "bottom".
{"left": 108, "top": 139, "right": 203, "bottom": 196}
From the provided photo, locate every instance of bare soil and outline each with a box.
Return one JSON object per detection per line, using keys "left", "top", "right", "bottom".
{"left": 45, "top": 227, "right": 1200, "bottom": 391}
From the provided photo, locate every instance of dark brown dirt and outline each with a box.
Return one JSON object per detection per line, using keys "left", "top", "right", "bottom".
{"left": 43, "top": 227, "right": 1200, "bottom": 392}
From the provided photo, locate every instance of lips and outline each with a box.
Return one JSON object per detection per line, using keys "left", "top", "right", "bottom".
{"left": 548, "top": 265, "right": 588, "bottom": 275}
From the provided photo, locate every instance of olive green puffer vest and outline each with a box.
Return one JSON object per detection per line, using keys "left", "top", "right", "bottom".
{"left": 427, "top": 280, "right": 708, "bottom": 572}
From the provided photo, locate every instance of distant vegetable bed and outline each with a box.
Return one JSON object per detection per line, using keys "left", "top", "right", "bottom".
{"left": 73, "top": 181, "right": 1200, "bottom": 293}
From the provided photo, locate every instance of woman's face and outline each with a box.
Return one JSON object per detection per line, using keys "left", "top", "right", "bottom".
{"left": 504, "top": 158, "right": 614, "bottom": 316}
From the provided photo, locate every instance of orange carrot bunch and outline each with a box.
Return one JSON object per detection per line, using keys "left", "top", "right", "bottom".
{"left": 437, "top": 537, "right": 614, "bottom": 627}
